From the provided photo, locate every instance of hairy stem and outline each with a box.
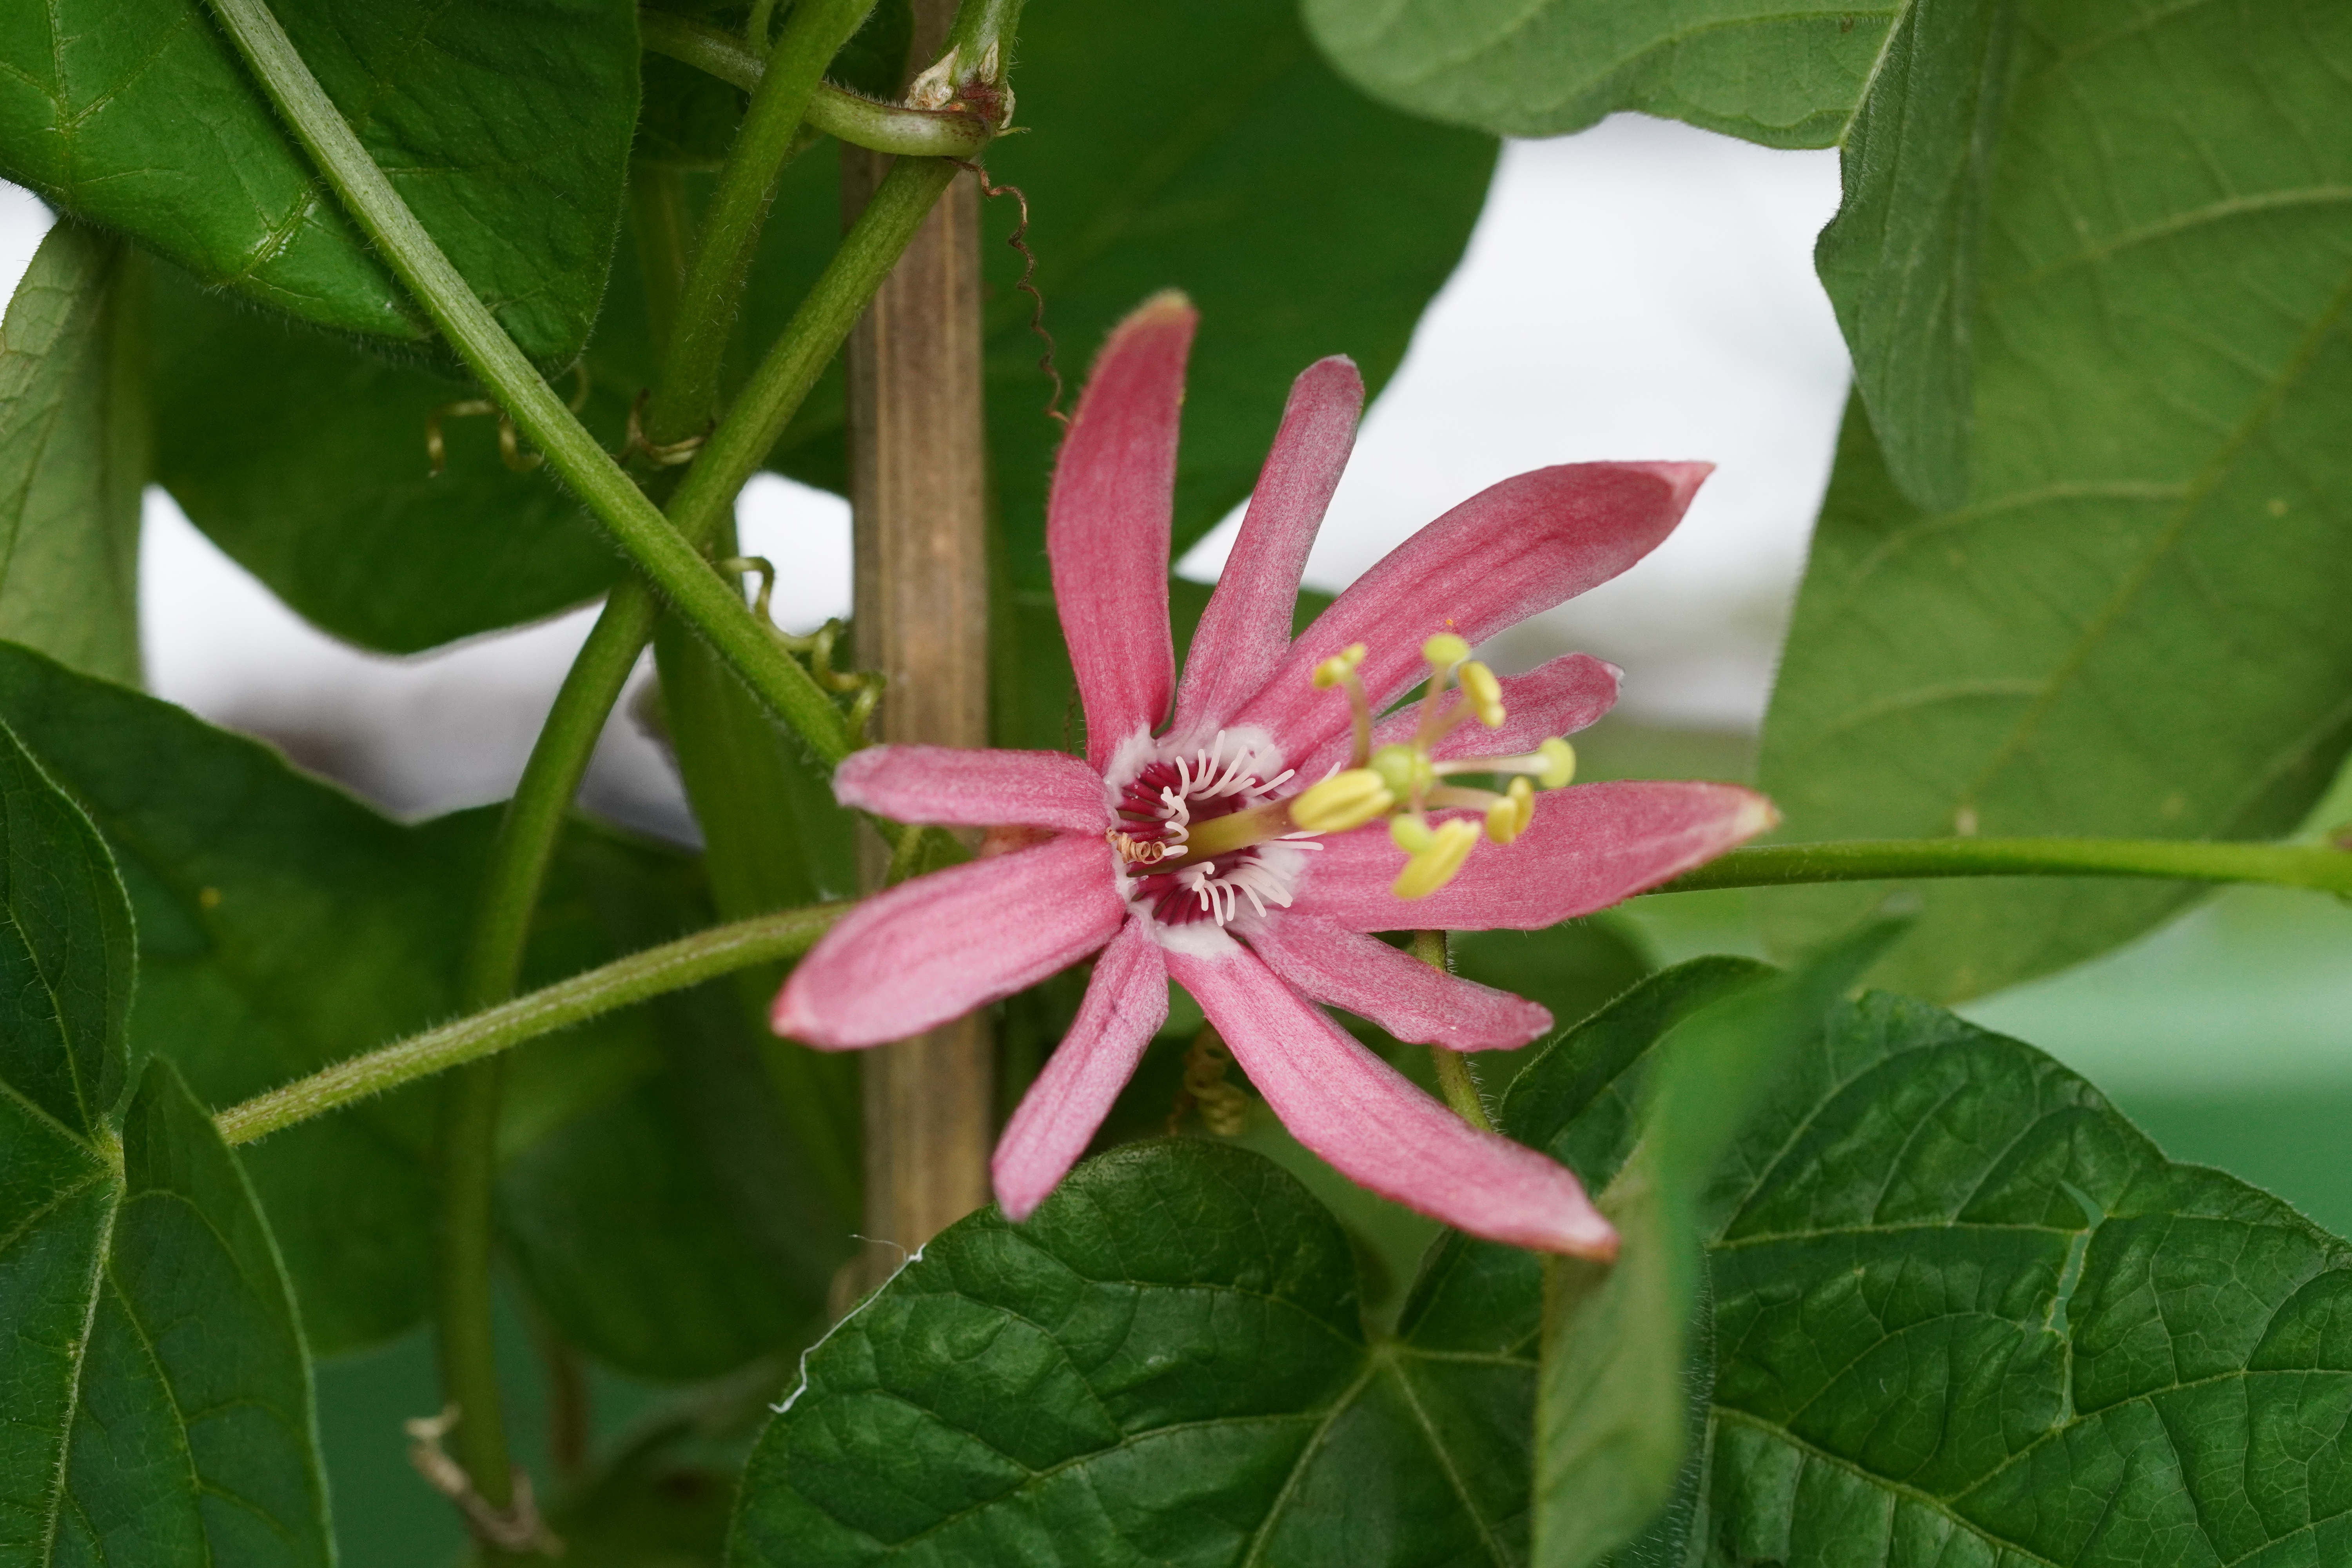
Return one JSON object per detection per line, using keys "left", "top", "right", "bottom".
{"left": 1412, "top": 931, "right": 1496, "bottom": 1133}
{"left": 628, "top": 163, "right": 692, "bottom": 360}
{"left": 646, "top": 0, "right": 874, "bottom": 443}
{"left": 640, "top": 12, "right": 993, "bottom": 158}
{"left": 1655, "top": 837, "right": 2352, "bottom": 897}
{"left": 217, "top": 904, "right": 851, "bottom": 1147}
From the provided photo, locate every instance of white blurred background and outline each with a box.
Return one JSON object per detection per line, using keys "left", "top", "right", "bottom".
{"left": 3, "top": 114, "right": 2347, "bottom": 1133}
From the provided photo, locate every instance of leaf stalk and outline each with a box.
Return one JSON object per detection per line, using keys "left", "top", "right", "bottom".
{"left": 215, "top": 903, "right": 849, "bottom": 1148}
{"left": 1656, "top": 837, "right": 2352, "bottom": 896}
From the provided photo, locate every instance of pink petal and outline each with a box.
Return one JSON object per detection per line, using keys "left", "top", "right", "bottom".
{"left": 833, "top": 745, "right": 1107, "bottom": 834}
{"left": 1289, "top": 780, "right": 1776, "bottom": 931}
{"left": 1169, "top": 357, "right": 1364, "bottom": 744}
{"left": 1048, "top": 294, "right": 1197, "bottom": 766}
{"left": 1293, "top": 653, "right": 1622, "bottom": 783}
{"left": 1165, "top": 947, "right": 1614, "bottom": 1257}
{"left": 992, "top": 922, "right": 1168, "bottom": 1220}
{"left": 1245, "top": 916, "right": 1552, "bottom": 1052}
{"left": 772, "top": 837, "right": 1124, "bottom": 1048}
{"left": 1233, "top": 463, "right": 1709, "bottom": 767}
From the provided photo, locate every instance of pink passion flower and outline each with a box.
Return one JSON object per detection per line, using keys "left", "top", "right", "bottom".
{"left": 773, "top": 294, "right": 1775, "bottom": 1258}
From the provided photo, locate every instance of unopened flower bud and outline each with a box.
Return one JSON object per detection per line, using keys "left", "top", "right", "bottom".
{"left": 1423, "top": 633, "right": 1472, "bottom": 670}
{"left": 1536, "top": 737, "right": 1576, "bottom": 789}
{"left": 1290, "top": 768, "right": 1395, "bottom": 833}
{"left": 1392, "top": 818, "right": 1481, "bottom": 899}
{"left": 1459, "top": 661, "right": 1505, "bottom": 728}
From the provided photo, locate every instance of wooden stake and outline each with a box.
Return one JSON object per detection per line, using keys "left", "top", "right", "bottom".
{"left": 844, "top": 0, "right": 993, "bottom": 1282}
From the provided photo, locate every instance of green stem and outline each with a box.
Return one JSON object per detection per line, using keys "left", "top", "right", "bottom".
{"left": 1412, "top": 931, "right": 1496, "bottom": 1133}
{"left": 432, "top": 1063, "right": 512, "bottom": 1519}
{"left": 462, "top": 606, "right": 660, "bottom": 1009}
{"left": 628, "top": 163, "right": 692, "bottom": 363}
{"left": 202, "top": 0, "right": 855, "bottom": 764}
{"left": 217, "top": 903, "right": 851, "bottom": 1147}
{"left": 1655, "top": 838, "right": 2352, "bottom": 897}
{"left": 646, "top": 0, "right": 873, "bottom": 443}
{"left": 661, "top": 156, "right": 958, "bottom": 646}
{"left": 640, "top": 12, "right": 993, "bottom": 158}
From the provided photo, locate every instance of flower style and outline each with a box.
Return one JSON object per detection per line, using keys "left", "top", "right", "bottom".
{"left": 773, "top": 293, "right": 1775, "bottom": 1257}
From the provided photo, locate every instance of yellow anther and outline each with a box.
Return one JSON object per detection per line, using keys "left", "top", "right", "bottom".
{"left": 1508, "top": 776, "right": 1535, "bottom": 833}
{"left": 1368, "top": 742, "right": 1428, "bottom": 799}
{"left": 1484, "top": 795, "right": 1522, "bottom": 845}
{"left": 1459, "top": 661, "right": 1505, "bottom": 728}
{"left": 1423, "top": 633, "right": 1472, "bottom": 670}
{"left": 1392, "top": 818, "right": 1480, "bottom": 900}
{"left": 1312, "top": 643, "right": 1368, "bottom": 689}
{"left": 1390, "top": 815, "right": 1435, "bottom": 853}
{"left": 1290, "top": 769, "right": 1395, "bottom": 834}
{"left": 1536, "top": 737, "right": 1577, "bottom": 789}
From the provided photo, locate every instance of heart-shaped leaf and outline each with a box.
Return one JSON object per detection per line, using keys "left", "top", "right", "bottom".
{"left": 0, "top": 711, "right": 333, "bottom": 1566}
{"left": 0, "top": 0, "right": 638, "bottom": 363}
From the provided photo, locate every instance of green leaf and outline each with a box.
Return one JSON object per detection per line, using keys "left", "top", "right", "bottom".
{"left": 0, "top": 0, "right": 639, "bottom": 362}
{"left": 1300, "top": 0, "right": 1896, "bottom": 148}
{"left": 0, "top": 643, "right": 844, "bottom": 1366}
{"left": 1758, "top": 1, "right": 2352, "bottom": 999}
{"left": 150, "top": 260, "right": 627, "bottom": 653}
{"left": 731, "top": 1137, "right": 1543, "bottom": 1566}
{"left": 0, "top": 222, "right": 145, "bottom": 685}
{"left": 2, "top": 1059, "right": 336, "bottom": 1567}
{"left": 1809, "top": 0, "right": 2010, "bottom": 514}
{"left": 1512, "top": 953, "right": 2352, "bottom": 1566}
{"left": 736, "top": 941, "right": 2352, "bottom": 1564}
{"left": 1532, "top": 926, "right": 1897, "bottom": 1567}
{"left": 497, "top": 822, "right": 851, "bottom": 1382}
{"left": 1690, "top": 990, "right": 2352, "bottom": 1566}
{"left": 0, "top": 709, "right": 133, "bottom": 1139}
{"left": 0, "top": 745, "right": 332, "bottom": 1565}
{"left": 0, "top": 641, "right": 475, "bottom": 1351}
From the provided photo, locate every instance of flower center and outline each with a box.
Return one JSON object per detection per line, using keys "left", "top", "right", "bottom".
{"left": 1107, "top": 732, "right": 1314, "bottom": 927}
{"left": 1100, "top": 637, "right": 1586, "bottom": 925}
